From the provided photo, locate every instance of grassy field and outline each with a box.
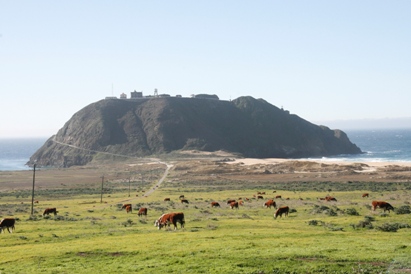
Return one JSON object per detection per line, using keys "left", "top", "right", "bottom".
{"left": 1, "top": 161, "right": 411, "bottom": 273}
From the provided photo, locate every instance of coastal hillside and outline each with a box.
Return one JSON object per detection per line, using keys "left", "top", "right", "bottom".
{"left": 29, "top": 96, "right": 362, "bottom": 167}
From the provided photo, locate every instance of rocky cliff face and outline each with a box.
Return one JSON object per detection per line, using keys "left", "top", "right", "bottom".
{"left": 29, "top": 96, "right": 362, "bottom": 167}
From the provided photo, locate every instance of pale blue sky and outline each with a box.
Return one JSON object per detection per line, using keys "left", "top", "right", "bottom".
{"left": 1, "top": 1, "right": 410, "bottom": 137}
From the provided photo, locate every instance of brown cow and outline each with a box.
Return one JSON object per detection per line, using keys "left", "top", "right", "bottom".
{"left": 362, "top": 193, "right": 369, "bottom": 198}
{"left": 275, "top": 195, "right": 282, "bottom": 199}
{"left": 274, "top": 206, "right": 289, "bottom": 219}
{"left": 43, "top": 208, "right": 57, "bottom": 216}
{"left": 257, "top": 195, "right": 264, "bottom": 200}
{"left": 122, "top": 204, "right": 132, "bottom": 210}
{"left": 138, "top": 207, "right": 147, "bottom": 217}
{"left": 179, "top": 195, "right": 185, "bottom": 199}
{"left": 264, "top": 199, "right": 277, "bottom": 209}
{"left": 372, "top": 201, "right": 394, "bottom": 212}
{"left": 230, "top": 201, "right": 239, "bottom": 209}
{"left": 226, "top": 199, "right": 236, "bottom": 205}
{"left": 125, "top": 205, "right": 132, "bottom": 213}
{"left": 211, "top": 202, "right": 220, "bottom": 208}
{"left": 0, "top": 218, "right": 15, "bottom": 233}
{"left": 325, "top": 196, "right": 337, "bottom": 202}
{"left": 164, "top": 198, "right": 171, "bottom": 201}
{"left": 154, "top": 212, "right": 185, "bottom": 230}
{"left": 180, "top": 199, "right": 189, "bottom": 204}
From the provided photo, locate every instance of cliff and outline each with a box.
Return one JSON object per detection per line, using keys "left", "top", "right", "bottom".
{"left": 28, "top": 96, "right": 362, "bottom": 167}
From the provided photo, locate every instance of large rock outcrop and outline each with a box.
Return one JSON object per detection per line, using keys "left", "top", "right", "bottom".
{"left": 28, "top": 96, "right": 362, "bottom": 167}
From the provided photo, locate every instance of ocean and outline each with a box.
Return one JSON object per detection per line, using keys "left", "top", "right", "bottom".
{"left": 0, "top": 138, "right": 48, "bottom": 171}
{"left": 0, "top": 129, "right": 410, "bottom": 171}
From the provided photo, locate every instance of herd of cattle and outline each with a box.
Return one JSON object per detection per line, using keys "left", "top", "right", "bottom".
{"left": 0, "top": 192, "right": 396, "bottom": 233}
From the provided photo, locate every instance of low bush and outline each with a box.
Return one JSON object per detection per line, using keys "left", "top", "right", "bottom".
{"left": 376, "top": 222, "right": 410, "bottom": 232}
{"left": 344, "top": 208, "right": 360, "bottom": 216}
{"left": 396, "top": 205, "right": 411, "bottom": 215}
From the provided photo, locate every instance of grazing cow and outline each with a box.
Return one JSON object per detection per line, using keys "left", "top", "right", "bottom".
{"left": 180, "top": 199, "right": 189, "bottom": 204}
{"left": 0, "top": 218, "right": 15, "bottom": 233}
{"left": 211, "top": 202, "right": 220, "bottom": 208}
{"left": 34, "top": 200, "right": 39, "bottom": 204}
{"left": 238, "top": 200, "right": 244, "bottom": 206}
{"left": 325, "top": 196, "right": 337, "bottom": 202}
{"left": 261, "top": 192, "right": 266, "bottom": 195}
{"left": 179, "top": 195, "right": 185, "bottom": 199}
{"left": 275, "top": 195, "right": 282, "bottom": 199}
{"left": 264, "top": 199, "right": 277, "bottom": 209}
{"left": 122, "top": 204, "right": 132, "bottom": 210}
{"left": 245, "top": 198, "right": 250, "bottom": 201}
{"left": 274, "top": 206, "right": 289, "bottom": 219}
{"left": 125, "top": 205, "right": 132, "bottom": 213}
{"left": 362, "top": 193, "right": 369, "bottom": 198}
{"left": 226, "top": 199, "right": 236, "bottom": 205}
{"left": 230, "top": 201, "right": 239, "bottom": 209}
{"left": 138, "top": 207, "right": 148, "bottom": 217}
{"left": 155, "top": 212, "right": 185, "bottom": 230}
{"left": 372, "top": 201, "right": 394, "bottom": 212}
{"left": 43, "top": 208, "right": 57, "bottom": 216}
{"left": 164, "top": 198, "right": 171, "bottom": 201}
{"left": 257, "top": 195, "right": 264, "bottom": 200}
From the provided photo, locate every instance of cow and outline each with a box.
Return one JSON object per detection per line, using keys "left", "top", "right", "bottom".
{"left": 275, "top": 195, "right": 282, "bottom": 199}
{"left": 211, "top": 202, "right": 220, "bottom": 208}
{"left": 0, "top": 218, "right": 15, "bottom": 233}
{"left": 274, "top": 206, "right": 289, "bottom": 219}
{"left": 362, "top": 193, "right": 369, "bottom": 198}
{"left": 372, "top": 201, "right": 394, "bottom": 212}
{"left": 122, "top": 204, "right": 132, "bottom": 210}
{"left": 180, "top": 199, "right": 189, "bottom": 204}
{"left": 138, "top": 207, "right": 147, "bottom": 217}
{"left": 257, "top": 195, "right": 264, "bottom": 200}
{"left": 264, "top": 199, "right": 277, "bottom": 209}
{"left": 179, "top": 195, "right": 185, "bottom": 199}
{"left": 230, "top": 201, "right": 239, "bottom": 209}
{"left": 238, "top": 200, "right": 244, "bottom": 206}
{"left": 34, "top": 200, "right": 39, "bottom": 204}
{"left": 155, "top": 212, "right": 185, "bottom": 230}
{"left": 125, "top": 205, "right": 132, "bottom": 213}
{"left": 226, "top": 199, "right": 236, "bottom": 205}
{"left": 164, "top": 198, "right": 171, "bottom": 201}
{"left": 43, "top": 208, "right": 57, "bottom": 216}
{"left": 325, "top": 196, "right": 337, "bottom": 202}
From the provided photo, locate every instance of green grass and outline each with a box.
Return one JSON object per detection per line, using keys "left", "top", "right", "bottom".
{"left": 1, "top": 187, "right": 410, "bottom": 273}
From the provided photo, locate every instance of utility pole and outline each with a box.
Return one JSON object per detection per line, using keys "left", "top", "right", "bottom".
{"left": 100, "top": 175, "right": 104, "bottom": 203}
{"left": 30, "top": 163, "right": 36, "bottom": 216}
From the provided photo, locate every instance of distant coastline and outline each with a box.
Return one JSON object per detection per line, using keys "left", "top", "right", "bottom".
{"left": 314, "top": 117, "right": 411, "bottom": 131}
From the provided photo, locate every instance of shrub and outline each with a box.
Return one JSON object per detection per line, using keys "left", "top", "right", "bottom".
{"left": 364, "top": 215, "right": 375, "bottom": 222}
{"left": 396, "top": 205, "right": 411, "bottom": 215}
{"left": 345, "top": 208, "right": 360, "bottom": 216}
{"left": 308, "top": 220, "right": 320, "bottom": 226}
{"left": 376, "top": 223, "right": 399, "bottom": 232}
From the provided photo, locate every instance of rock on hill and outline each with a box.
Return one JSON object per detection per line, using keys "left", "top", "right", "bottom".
{"left": 29, "top": 96, "right": 362, "bottom": 167}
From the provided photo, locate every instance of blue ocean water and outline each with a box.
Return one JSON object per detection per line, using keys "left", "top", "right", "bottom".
{"left": 0, "top": 138, "right": 47, "bottom": 171}
{"left": 315, "top": 129, "right": 411, "bottom": 163}
{"left": 0, "top": 129, "right": 410, "bottom": 171}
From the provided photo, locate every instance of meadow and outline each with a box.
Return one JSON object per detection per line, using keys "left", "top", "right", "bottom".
{"left": 0, "top": 159, "right": 411, "bottom": 273}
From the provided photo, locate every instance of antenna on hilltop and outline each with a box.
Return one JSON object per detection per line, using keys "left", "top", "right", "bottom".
{"left": 154, "top": 88, "right": 158, "bottom": 97}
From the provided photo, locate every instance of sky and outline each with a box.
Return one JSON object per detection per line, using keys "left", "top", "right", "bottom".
{"left": 1, "top": 1, "right": 410, "bottom": 138}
